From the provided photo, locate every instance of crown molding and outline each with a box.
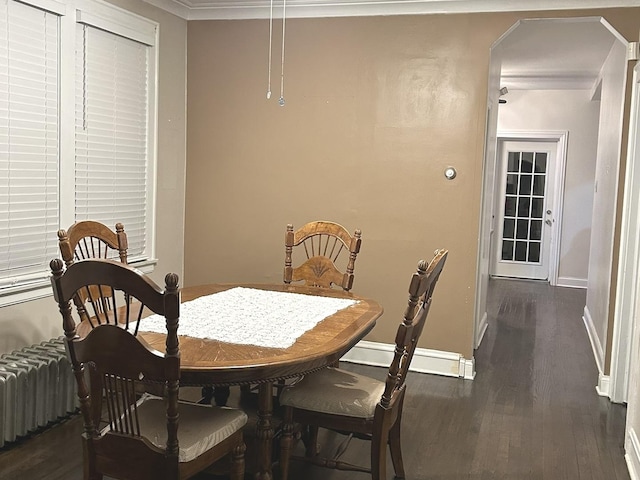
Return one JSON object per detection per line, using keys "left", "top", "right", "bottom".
{"left": 501, "top": 73, "right": 601, "bottom": 90}
{"left": 142, "top": 0, "right": 640, "bottom": 20}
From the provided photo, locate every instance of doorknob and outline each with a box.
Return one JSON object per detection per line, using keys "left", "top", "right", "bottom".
{"left": 545, "top": 219, "right": 552, "bottom": 226}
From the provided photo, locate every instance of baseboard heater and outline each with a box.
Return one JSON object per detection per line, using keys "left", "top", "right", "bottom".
{"left": 0, "top": 337, "right": 77, "bottom": 448}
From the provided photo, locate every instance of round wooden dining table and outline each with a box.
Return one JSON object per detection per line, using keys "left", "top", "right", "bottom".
{"left": 139, "top": 283, "right": 383, "bottom": 480}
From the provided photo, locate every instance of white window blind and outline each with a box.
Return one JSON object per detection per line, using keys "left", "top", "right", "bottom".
{"left": 75, "top": 23, "right": 149, "bottom": 261}
{"left": 0, "top": 0, "right": 59, "bottom": 288}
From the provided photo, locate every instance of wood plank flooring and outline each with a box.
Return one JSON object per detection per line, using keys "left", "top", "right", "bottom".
{"left": 0, "top": 278, "right": 629, "bottom": 479}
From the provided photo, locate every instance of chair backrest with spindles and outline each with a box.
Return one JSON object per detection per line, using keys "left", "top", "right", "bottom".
{"left": 57, "top": 221, "right": 129, "bottom": 324}
{"left": 49, "top": 258, "right": 182, "bottom": 476}
{"left": 58, "top": 220, "right": 128, "bottom": 265}
{"left": 284, "top": 221, "right": 362, "bottom": 291}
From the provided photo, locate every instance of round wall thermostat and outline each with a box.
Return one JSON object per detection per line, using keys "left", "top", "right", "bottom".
{"left": 444, "top": 167, "right": 457, "bottom": 180}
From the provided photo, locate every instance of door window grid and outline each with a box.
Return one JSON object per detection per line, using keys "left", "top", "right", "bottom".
{"left": 501, "top": 150, "right": 548, "bottom": 264}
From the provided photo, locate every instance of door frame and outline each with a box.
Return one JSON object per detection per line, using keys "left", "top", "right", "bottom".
{"left": 493, "top": 131, "right": 568, "bottom": 286}
{"left": 611, "top": 61, "right": 640, "bottom": 404}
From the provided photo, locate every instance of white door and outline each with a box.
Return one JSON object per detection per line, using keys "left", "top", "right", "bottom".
{"left": 491, "top": 140, "right": 556, "bottom": 280}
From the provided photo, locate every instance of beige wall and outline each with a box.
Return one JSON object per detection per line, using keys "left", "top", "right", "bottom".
{"left": 185, "top": 8, "right": 640, "bottom": 359}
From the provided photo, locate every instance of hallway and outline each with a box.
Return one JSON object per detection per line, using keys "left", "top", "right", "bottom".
{"left": 467, "top": 278, "right": 629, "bottom": 479}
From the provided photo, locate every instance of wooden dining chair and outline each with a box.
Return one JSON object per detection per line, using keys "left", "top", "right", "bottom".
{"left": 278, "top": 249, "right": 448, "bottom": 480}
{"left": 284, "top": 221, "right": 362, "bottom": 291}
{"left": 57, "top": 220, "right": 129, "bottom": 324}
{"left": 49, "top": 258, "right": 247, "bottom": 480}
{"left": 230, "top": 221, "right": 364, "bottom": 404}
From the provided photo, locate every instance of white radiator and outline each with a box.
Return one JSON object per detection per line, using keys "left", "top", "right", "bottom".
{"left": 0, "top": 337, "right": 77, "bottom": 447}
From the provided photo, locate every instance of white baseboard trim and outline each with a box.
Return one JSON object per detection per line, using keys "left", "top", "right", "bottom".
{"left": 626, "top": 428, "right": 640, "bottom": 480}
{"left": 583, "top": 306, "right": 605, "bottom": 374}
{"left": 341, "top": 340, "right": 476, "bottom": 380}
{"left": 557, "top": 276, "right": 588, "bottom": 289}
{"left": 475, "top": 311, "right": 488, "bottom": 349}
{"left": 596, "top": 372, "right": 610, "bottom": 397}
{"left": 583, "top": 306, "right": 610, "bottom": 397}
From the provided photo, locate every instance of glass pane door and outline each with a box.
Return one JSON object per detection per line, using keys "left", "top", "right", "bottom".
{"left": 492, "top": 140, "right": 555, "bottom": 281}
{"left": 501, "top": 150, "right": 547, "bottom": 265}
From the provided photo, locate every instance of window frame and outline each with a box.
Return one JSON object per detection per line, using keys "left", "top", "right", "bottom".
{"left": 0, "top": 0, "right": 158, "bottom": 307}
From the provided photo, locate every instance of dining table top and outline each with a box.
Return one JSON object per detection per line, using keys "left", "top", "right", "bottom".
{"left": 135, "top": 282, "right": 383, "bottom": 387}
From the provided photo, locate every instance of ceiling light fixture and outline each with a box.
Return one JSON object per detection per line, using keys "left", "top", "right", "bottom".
{"left": 266, "top": 0, "right": 273, "bottom": 100}
{"left": 266, "top": 0, "right": 286, "bottom": 106}
{"left": 279, "top": 0, "right": 286, "bottom": 106}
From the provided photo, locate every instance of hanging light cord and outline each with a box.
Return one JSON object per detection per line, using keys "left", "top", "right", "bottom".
{"left": 266, "top": 0, "right": 273, "bottom": 99}
{"left": 279, "top": 0, "right": 286, "bottom": 106}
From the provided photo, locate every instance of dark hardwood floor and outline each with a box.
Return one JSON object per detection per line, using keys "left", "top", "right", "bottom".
{"left": 0, "top": 278, "right": 629, "bottom": 479}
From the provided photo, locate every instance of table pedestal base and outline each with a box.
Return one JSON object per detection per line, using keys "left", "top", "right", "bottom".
{"left": 255, "top": 381, "right": 274, "bottom": 480}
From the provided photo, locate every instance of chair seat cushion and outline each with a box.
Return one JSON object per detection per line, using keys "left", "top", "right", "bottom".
{"left": 103, "top": 396, "right": 247, "bottom": 463}
{"left": 280, "top": 367, "right": 384, "bottom": 419}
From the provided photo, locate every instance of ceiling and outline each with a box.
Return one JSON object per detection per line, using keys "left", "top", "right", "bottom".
{"left": 143, "top": 0, "right": 630, "bottom": 90}
{"left": 498, "top": 18, "right": 621, "bottom": 90}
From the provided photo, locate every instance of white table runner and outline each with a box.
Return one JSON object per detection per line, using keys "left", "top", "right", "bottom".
{"left": 138, "top": 286, "right": 358, "bottom": 349}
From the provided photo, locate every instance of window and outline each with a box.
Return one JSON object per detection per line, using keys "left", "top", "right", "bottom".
{"left": 75, "top": 20, "right": 152, "bottom": 260}
{"left": 0, "top": 0, "right": 60, "bottom": 289}
{"left": 0, "top": 0, "right": 157, "bottom": 306}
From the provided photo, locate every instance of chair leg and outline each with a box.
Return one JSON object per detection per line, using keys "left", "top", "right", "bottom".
{"left": 213, "top": 386, "right": 231, "bottom": 406}
{"left": 83, "top": 439, "right": 102, "bottom": 480}
{"left": 201, "top": 386, "right": 214, "bottom": 404}
{"left": 85, "top": 466, "right": 102, "bottom": 480}
{"left": 230, "top": 437, "right": 246, "bottom": 480}
{"left": 389, "top": 416, "right": 405, "bottom": 479}
{"left": 279, "top": 407, "right": 294, "bottom": 480}
{"left": 371, "top": 428, "right": 387, "bottom": 480}
{"left": 201, "top": 386, "right": 231, "bottom": 406}
{"left": 305, "top": 425, "right": 319, "bottom": 457}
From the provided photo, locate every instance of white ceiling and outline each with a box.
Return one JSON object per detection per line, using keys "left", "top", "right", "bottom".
{"left": 498, "top": 18, "right": 622, "bottom": 90}
{"left": 143, "top": 0, "right": 631, "bottom": 90}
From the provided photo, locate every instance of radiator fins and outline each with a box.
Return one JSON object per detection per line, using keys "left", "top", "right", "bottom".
{"left": 0, "top": 337, "right": 77, "bottom": 447}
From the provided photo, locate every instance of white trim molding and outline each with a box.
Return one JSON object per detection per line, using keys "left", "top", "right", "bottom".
{"left": 142, "top": 0, "right": 640, "bottom": 20}
{"left": 341, "top": 340, "right": 476, "bottom": 380}
{"left": 610, "top": 60, "right": 640, "bottom": 405}
{"left": 597, "top": 372, "right": 611, "bottom": 398}
{"left": 626, "top": 428, "right": 640, "bottom": 480}
{"left": 583, "top": 305, "right": 610, "bottom": 397}
{"left": 0, "top": 258, "right": 157, "bottom": 308}
{"left": 475, "top": 311, "right": 488, "bottom": 349}
{"left": 557, "top": 276, "right": 588, "bottom": 289}
{"left": 502, "top": 74, "right": 600, "bottom": 91}
{"left": 583, "top": 305, "right": 605, "bottom": 373}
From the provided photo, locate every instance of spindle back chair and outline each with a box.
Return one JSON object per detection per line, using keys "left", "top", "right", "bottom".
{"left": 279, "top": 249, "right": 448, "bottom": 480}
{"left": 57, "top": 221, "right": 129, "bottom": 324}
{"left": 284, "top": 221, "right": 362, "bottom": 291}
{"left": 49, "top": 258, "right": 247, "bottom": 480}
